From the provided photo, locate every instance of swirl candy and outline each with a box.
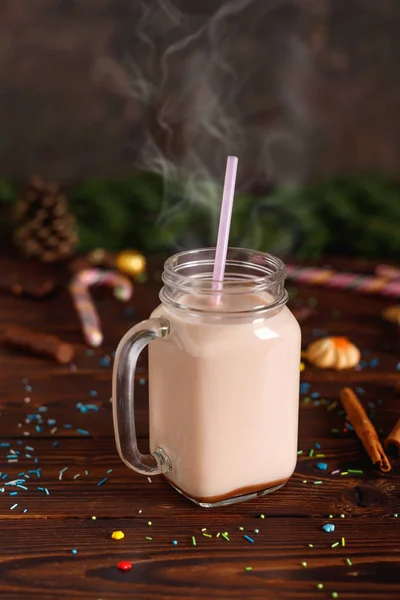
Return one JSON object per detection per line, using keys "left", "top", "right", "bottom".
{"left": 69, "top": 269, "right": 133, "bottom": 347}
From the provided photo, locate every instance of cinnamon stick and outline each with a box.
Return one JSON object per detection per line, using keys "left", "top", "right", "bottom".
{"left": 339, "top": 387, "right": 391, "bottom": 472}
{"left": 1, "top": 325, "right": 75, "bottom": 364}
{"left": 384, "top": 418, "right": 400, "bottom": 456}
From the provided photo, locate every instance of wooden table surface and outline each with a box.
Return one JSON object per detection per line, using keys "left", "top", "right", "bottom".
{"left": 0, "top": 254, "right": 399, "bottom": 600}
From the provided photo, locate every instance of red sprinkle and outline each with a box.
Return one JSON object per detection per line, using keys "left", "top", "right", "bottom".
{"left": 117, "top": 561, "right": 132, "bottom": 571}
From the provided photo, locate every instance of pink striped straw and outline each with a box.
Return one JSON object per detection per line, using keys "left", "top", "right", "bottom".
{"left": 212, "top": 156, "right": 238, "bottom": 292}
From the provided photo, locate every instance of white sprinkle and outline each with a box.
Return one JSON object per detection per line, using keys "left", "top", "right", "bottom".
{"left": 138, "top": 509, "right": 142, "bottom": 514}
{"left": 17, "top": 423, "right": 22, "bottom": 428}
{"left": 73, "top": 474, "right": 80, "bottom": 479}
{"left": 50, "top": 427, "right": 58, "bottom": 434}
{"left": 147, "top": 477, "right": 152, "bottom": 484}
{"left": 8, "top": 459, "right": 18, "bottom": 463}
{"left": 9, "top": 449, "right": 17, "bottom": 455}
{"left": 23, "top": 432, "right": 30, "bottom": 437}
{"left": 24, "top": 397, "right": 31, "bottom": 403}
{"left": 10, "top": 503, "right": 18, "bottom": 510}
{"left": 59, "top": 467, "right": 68, "bottom": 480}
{"left": 331, "top": 470, "right": 340, "bottom": 475}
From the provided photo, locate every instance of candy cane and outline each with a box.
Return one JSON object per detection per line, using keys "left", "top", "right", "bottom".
{"left": 69, "top": 269, "right": 133, "bottom": 347}
{"left": 286, "top": 265, "right": 400, "bottom": 298}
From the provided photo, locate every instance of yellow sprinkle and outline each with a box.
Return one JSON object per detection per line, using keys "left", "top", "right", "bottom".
{"left": 202, "top": 533, "right": 212, "bottom": 538}
{"left": 341, "top": 537, "right": 345, "bottom": 547}
{"left": 308, "top": 543, "right": 314, "bottom": 548}
{"left": 300, "top": 362, "right": 305, "bottom": 372}
{"left": 301, "top": 561, "right": 307, "bottom": 567}
{"left": 111, "top": 530, "right": 125, "bottom": 540}
{"left": 91, "top": 516, "right": 96, "bottom": 520}
{"left": 201, "top": 528, "right": 207, "bottom": 532}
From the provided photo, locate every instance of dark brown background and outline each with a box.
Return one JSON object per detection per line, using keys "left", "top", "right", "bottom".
{"left": 1, "top": 0, "right": 400, "bottom": 184}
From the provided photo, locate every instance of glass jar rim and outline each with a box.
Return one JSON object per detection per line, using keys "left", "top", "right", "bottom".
{"left": 160, "top": 248, "right": 288, "bottom": 317}
{"left": 163, "top": 247, "right": 286, "bottom": 288}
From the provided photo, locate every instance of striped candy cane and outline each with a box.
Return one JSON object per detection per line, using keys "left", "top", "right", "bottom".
{"left": 69, "top": 269, "right": 133, "bottom": 347}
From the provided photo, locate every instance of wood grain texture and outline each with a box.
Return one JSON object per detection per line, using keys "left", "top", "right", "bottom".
{"left": 0, "top": 253, "right": 399, "bottom": 600}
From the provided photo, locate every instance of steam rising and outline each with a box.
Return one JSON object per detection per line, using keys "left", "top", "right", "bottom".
{"left": 95, "top": 0, "right": 316, "bottom": 247}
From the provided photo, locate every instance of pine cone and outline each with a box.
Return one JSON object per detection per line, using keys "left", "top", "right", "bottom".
{"left": 13, "top": 176, "right": 78, "bottom": 263}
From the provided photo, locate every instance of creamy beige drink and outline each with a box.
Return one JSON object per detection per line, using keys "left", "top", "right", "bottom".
{"left": 148, "top": 293, "right": 301, "bottom": 505}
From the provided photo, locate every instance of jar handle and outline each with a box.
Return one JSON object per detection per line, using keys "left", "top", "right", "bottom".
{"left": 112, "top": 317, "right": 172, "bottom": 475}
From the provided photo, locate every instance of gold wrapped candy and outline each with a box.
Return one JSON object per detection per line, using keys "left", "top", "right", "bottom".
{"left": 305, "top": 336, "right": 361, "bottom": 370}
{"left": 116, "top": 250, "right": 147, "bottom": 278}
{"left": 382, "top": 305, "right": 400, "bottom": 326}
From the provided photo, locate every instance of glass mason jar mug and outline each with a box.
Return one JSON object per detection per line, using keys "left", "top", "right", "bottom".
{"left": 113, "top": 248, "right": 301, "bottom": 507}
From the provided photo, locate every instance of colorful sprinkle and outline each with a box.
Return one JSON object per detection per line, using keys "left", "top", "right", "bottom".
{"left": 317, "top": 583, "right": 324, "bottom": 589}
{"left": 192, "top": 536, "right": 197, "bottom": 546}
{"left": 346, "top": 558, "right": 352, "bottom": 566}
{"left": 301, "top": 561, "right": 307, "bottom": 567}
{"left": 244, "top": 535, "right": 254, "bottom": 543}
{"left": 221, "top": 533, "right": 230, "bottom": 542}
{"left": 244, "top": 566, "right": 253, "bottom": 571}
{"left": 316, "top": 462, "right": 327, "bottom": 471}
{"left": 341, "top": 537, "right": 345, "bottom": 547}
{"left": 323, "top": 523, "right": 335, "bottom": 533}
{"left": 97, "top": 477, "right": 108, "bottom": 487}
{"left": 117, "top": 561, "right": 132, "bottom": 571}
{"left": 331, "top": 542, "right": 339, "bottom": 548}
{"left": 71, "top": 549, "right": 77, "bottom": 555}
{"left": 172, "top": 540, "right": 178, "bottom": 545}
{"left": 111, "top": 531, "right": 125, "bottom": 540}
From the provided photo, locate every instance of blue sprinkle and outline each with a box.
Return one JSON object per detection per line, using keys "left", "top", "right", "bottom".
{"left": 346, "top": 423, "right": 354, "bottom": 431}
{"left": 311, "top": 392, "right": 320, "bottom": 399}
{"left": 300, "top": 383, "right": 311, "bottom": 394}
{"left": 396, "top": 362, "right": 400, "bottom": 371}
{"left": 38, "top": 486, "right": 44, "bottom": 491}
{"left": 315, "top": 443, "right": 321, "bottom": 449}
{"left": 2, "top": 474, "right": 8, "bottom": 480}
{"left": 322, "top": 523, "right": 335, "bottom": 533}
{"left": 0, "top": 443, "right": 11, "bottom": 448}
{"left": 359, "top": 360, "right": 368, "bottom": 369}
{"left": 99, "top": 357, "right": 110, "bottom": 367}
{"left": 34, "top": 458, "right": 39, "bottom": 464}
{"left": 97, "top": 477, "right": 108, "bottom": 487}
{"left": 47, "top": 419, "right": 56, "bottom": 426}
{"left": 316, "top": 462, "right": 328, "bottom": 471}
{"left": 370, "top": 358, "right": 380, "bottom": 367}
{"left": 111, "top": 351, "right": 116, "bottom": 358}
{"left": 172, "top": 540, "right": 178, "bottom": 545}
{"left": 89, "top": 390, "right": 97, "bottom": 397}
{"left": 76, "top": 429, "right": 89, "bottom": 436}
{"left": 355, "top": 387, "right": 365, "bottom": 395}
{"left": 9, "top": 491, "right": 18, "bottom": 496}
{"left": 71, "top": 549, "right": 78, "bottom": 555}
{"left": 38, "top": 406, "right": 48, "bottom": 413}
{"left": 35, "top": 426, "right": 43, "bottom": 433}
{"left": 124, "top": 306, "right": 134, "bottom": 316}
{"left": 53, "top": 442, "right": 59, "bottom": 447}
{"left": 86, "top": 404, "right": 99, "bottom": 411}
{"left": 25, "top": 446, "right": 34, "bottom": 452}
{"left": 139, "top": 378, "right": 146, "bottom": 385}
{"left": 64, "top": 424, "right": 73, "bottom": 429}
{"left": 23, "top": 509, "right": 28, "bottom": 513}
{"left": 106, "top": 469, "right": 113, "bottom": 474}
{"left": 244, "top": 535, "right": 255, "bottom": 543}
